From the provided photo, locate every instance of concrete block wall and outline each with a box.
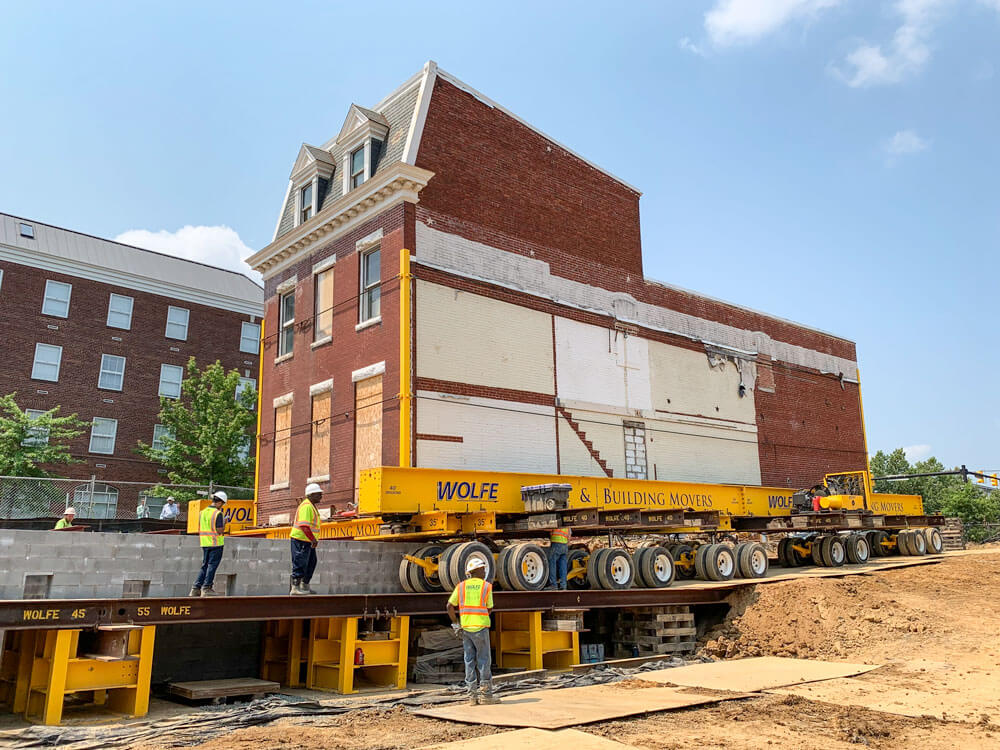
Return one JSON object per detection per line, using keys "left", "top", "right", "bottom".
{"left": 0, "top": 529, "right": 417, "bottom": 599}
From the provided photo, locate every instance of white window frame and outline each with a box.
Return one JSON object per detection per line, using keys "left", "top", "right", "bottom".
{"left": 158, "top": 363, "right": 184, "bottom": 399}
{"left": 73, "top": 482, "right": 118, "bottom": 519}
{"left": 349, "top": 145, "right": 366, "bottom": 189}
{"left": 236, "top": 376, "right": 256, "bottom": 406}
{"left": 23, "top": 409, "right": 49, "bottom": 447}
{"left": 152, "top": 424, "right": 173, "bottom": 452}
{"left": 300, "top": 183, "right": 313, "bottom": 224}
{"left": 89, "top": 417, "right": 118, "bottom": 455}
{"left": 314, "top": 266, "right": 334, "bottom": 343}
{"left": 42, "top": 280, "right": 72, "bottom": 318}
{"left": 359, "top": 246, "right": 381, "bottom": 323}
{"left": 98, "top": 354, "right": 126, "bottom": 391}
{"left": 278, "top": 291, "right": 295, "bottom": 358}
{"left": 31, "top": 343, "right": 62, "bottom": 382}
{"left": 19, "top": 222, "right": 34, "bottom": 238}
{"left": 0, "top": 268, "right": 4, "bottom": 292}
{"left": 165, "top": 306, "right": 190, "bottom": 340}
{"left": 106, "top": 293, "right": 134, "bottom": 330}
{"left": 240, "top": 321, "right": 261, "bottom": 354}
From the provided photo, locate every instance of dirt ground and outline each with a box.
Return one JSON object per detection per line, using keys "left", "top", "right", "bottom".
{"left": 136, "top": 550, "right": 1000, "bottom": 750}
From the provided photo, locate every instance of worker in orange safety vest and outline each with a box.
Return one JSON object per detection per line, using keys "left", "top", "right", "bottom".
{"left": 547, "top": 526, "right": 572, "bottom": 590}
{"left": 289, "top": 483, "right": 322, "bottom": 595}
{"left": 447, "top": 558, "right": 499, "bottom": 705}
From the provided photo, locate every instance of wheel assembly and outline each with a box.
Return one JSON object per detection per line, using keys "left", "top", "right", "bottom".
{"left": 503, "top": 542, "right": 549, "bottom": 591}
{"left": 867, "top": 530, "right": 889, "bottom": 557}
{"left": 566, "top": 548, "right": 590, "bottom": 590}
{"left": 924, "top": 527, "right": 944, "bottom": 554}
{"left": 588, "top": 547, "right": 635, "bottom": 590}
{"left": 844, "top": 533, "right": 870, "bottom": 564}
{"left": 399, "top": 544, "right": 444, "bottom": 592}
{"left": 697, "top": 543, "right": 736, "bottom": 581}
{"left": 672, "top": 544, "right": 697, "bottom": 580}
{"left": 811, "top": 535, "right": 828, "bottom": 566}
{"left": 908, "top": 529, "right": 927, "bottom": 555}
{"left": 439, "top": 541, "right": 495, "bottom": 590}
{"left": 819, "top": 535, "right": 846, "bottom": 567}
{"left": 895, "top": 530, "right": 913, "bottom": 556}
{"left": 735, "top": 542, "right": 768, "bottom": 578}
{"left": 636, "top": 545, "right": 675, "bottom": 588}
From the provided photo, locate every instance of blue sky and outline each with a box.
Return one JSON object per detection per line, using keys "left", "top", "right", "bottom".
{"left": 1, "top": 1, "right": 998, "bottom": 471}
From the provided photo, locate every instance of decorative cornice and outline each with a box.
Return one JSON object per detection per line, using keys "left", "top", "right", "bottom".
{"left": 249, "top": 162, "right": 434, "bottom": 278}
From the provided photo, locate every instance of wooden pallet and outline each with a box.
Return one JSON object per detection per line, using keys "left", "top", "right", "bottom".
{"left": 168, "top": 678, "right": 279, "bottom": 701}
{"left": 612, "top": 605, "right": 696, "bottom": 657}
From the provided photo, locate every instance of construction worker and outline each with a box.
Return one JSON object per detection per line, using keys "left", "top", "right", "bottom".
{"left": 289, "top": 483, "right": 322, "bottom": 595}
{"left": 547, "top": 526, "right": 571, "bottom": 590}
{"left": 159, "top": 496, "right": 180, "bottom": 520}
{"left": 447, "top": 559, "right": 499, "bottom": 705}
{"left": 190, "top": 490, "right": 227, "bottom": 597}
{"left": 54, "top": 507, "right": 75, "bottom": 529}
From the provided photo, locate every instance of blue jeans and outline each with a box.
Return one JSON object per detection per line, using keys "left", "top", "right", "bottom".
{"left": 194, "top": 546, "right": 224, "bottom": 589}
{"left": 291, "top": 538, "right": 318, "bottom": 583}
{"left": 461, "top": 628, "right": 493, "bottom": 695}
{"left": 548, "top": 543, "right": 568, "bottom": 589}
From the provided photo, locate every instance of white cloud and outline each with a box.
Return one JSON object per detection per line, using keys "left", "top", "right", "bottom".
{"left": 885, "top": 128, "right": 930, "bottom": 157}
{"left": 832, "top": 0, "right": 952, "bottom": 87}
{"left": 904, "top": 444, "right": 933, "bottom": 461}
{"left": 114, "top": 225, "right": 261, "bottom": 283}
{"left": 705, "top": 0, "right": 842, "bottom": 46}
{"left": 679, "top": 36, "right": 707, "bottom": 57}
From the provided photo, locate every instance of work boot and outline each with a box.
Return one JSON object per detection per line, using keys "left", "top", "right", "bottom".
{"left": 289, "top": 578, "right": 301, "bottom": 595}
{"left": 290, "top": 580, "right": 309, "bottom": 596}
{"left": 466, "top": 692, "right": 480, "bottom": 705}
{"left": 188, "top": 587, "right": 200, "bottom": 597}
{"left": 301, "top": 581, "right": 317, "bottom": 594}
{"left": 200, "top": 586, "right": 221, "bottom": 597}
{"left": 479, "top": 691, "right": 500, "bottom": 705}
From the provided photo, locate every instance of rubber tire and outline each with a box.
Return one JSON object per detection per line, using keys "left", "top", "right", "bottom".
{"left": 587, "top": 548, "right": 610, "bottom": 589}
{"left": 590, "top": 548, "right": 635, "bottom": 590}
{"left": 636, "top": 546, "right": 675, "bottom": 588}
{"left": 436, "top": 543, "right": 461, "bottom": 591}
{"left": 694, "top": 543, "right": 713, "bottom": 580}
{"left": 844, "top": 534, "right": 870, "bottom": 564}
{"left": 672, "top": 544, "right": 697, "bottom": 580}
{"left": 567, "top": 548, "right": 590, "bottom": 590}
{"left": 777, "top": 538, "right": 791, "bottom": 568}
{"left": 444, "top": 541, "right": 495, "bottom": 590}
{"left": 925, "top": 527, "right": 944, "bottom": 554}
{"left": 811, "top": 536, "right": 828, "bottom": 566}
{"left": 868, "top": 530, "right": 889, "bottom": 557}
{"left": 505, "top": 542, "right": 549, "bottom": 591}
{"left": 909, "top": 529, "right": 927, "bottom": 556}
{"left": 404, "top": 544, "right": 444, "bottom": 592}
{"left": 896, "top": 530, "right": 913, "bottom": 556}
{"left": 705, "top": 544, "right": 737, "bottom": 581}
{"left": 736, "top": 542, "right": 768, "bottom": 579}
{"left": 495, "top": 546, "right": 515, "bottom": 591}
{"left": 820, "top": 535, "right": 847, "bottom": 567}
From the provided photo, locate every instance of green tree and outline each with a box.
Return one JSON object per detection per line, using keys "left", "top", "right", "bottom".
{"left": 137, "top": 358, "right": 256, "bottom": 488}
{"left": 0, "top": 393, "right": 88, "bottom": 477}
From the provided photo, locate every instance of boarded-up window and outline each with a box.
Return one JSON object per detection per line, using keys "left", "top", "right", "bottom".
{"left": 273, "top": 404, "right": 292, "bottom": 485}
{"left": 314, "top": 268, "right": 334, "bottom": 342}
{"left": 354, "top": 375, "right": 383, "bottom": 497}
{"left": 311, "top": 391, "right": 331, "bottom": 478}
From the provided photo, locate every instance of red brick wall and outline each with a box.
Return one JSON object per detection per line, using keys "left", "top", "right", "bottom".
{"left": 755, "top": 364, "right": 867, "bottom": 488}
{"left": 0, "top": 259, "right": 259, "bottom": 505}
{"left": 415, "top": 77, "right": 644, "bottom": 277}
{"left": 257, "top": 204, "right": 409, "bottom": 521}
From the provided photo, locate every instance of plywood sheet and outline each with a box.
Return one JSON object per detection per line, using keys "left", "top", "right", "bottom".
{"left": 168, "top": 678, "right": 279, "bottom": 699}
{"left": 417, "top": 727, "right": 634, "bottom": 750}
{"left": 640, "top": 656, "right": 879, "bottom": 692}
{"left": 414, "top": 683, "right": 747, "bottom": 729}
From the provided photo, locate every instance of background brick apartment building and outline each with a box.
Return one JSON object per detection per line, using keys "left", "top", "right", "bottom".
{"left": 0, "top": 214, "right": 264, "bottom": 518}
{"left": 249, "top": 61, "right": 866, "bottom": 524}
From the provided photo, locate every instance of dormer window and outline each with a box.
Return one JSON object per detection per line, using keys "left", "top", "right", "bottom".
{"left": 350, "top": 146, "right": 366, "bottom": 189}
{"left": 300, "top": 184, "right": 313, "bottom": 223}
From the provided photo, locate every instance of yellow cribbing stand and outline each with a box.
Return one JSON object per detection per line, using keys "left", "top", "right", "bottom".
{"left": 495, "top": 612, "right": 579, "bottom": 671}
{"left": 4, "top": 625, "right": 155, "bottom": 725}
{"left": 260, "top": 620, "right": 306, "bottom": 687}
{"left": 306, "top": 616, "right": 409, "bottom": 694}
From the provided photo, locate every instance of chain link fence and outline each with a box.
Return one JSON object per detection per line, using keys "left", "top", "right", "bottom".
{"left": 0, "top": 475, "right": 253, "bottom": 522}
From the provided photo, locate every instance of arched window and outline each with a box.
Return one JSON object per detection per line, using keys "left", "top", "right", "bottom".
{"left": 72, "top": 483, "right": 119, "bottom": 519}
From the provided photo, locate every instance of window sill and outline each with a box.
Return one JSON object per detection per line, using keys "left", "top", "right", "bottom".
{"left": 306, "top": 475, "right": 330, "bottom": 484}
{"left": 355, "top": 316, "right": 381, "bottom": 332}
{"left": 274, "top": 352, "right": 294, "bottom": 365}
{"left": 269, "top": 482, "right": 290, "bottom": 492}
{"left": 311, "top": 336, "right": 332, "bottom": 349}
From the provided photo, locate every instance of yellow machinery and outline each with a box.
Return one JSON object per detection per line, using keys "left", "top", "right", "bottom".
{"left": 240, "top": 466, "right": 942, "bottom": 593}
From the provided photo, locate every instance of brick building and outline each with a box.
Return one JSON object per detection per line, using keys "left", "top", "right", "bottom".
{"left": 248, "top": 62, "right": 866, "bottom": 524}
{"left": 0, "top": 213, "right": 263, "bottom": 517}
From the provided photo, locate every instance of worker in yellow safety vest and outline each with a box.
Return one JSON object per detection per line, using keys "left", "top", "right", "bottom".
{"left": 54, "top": 507, "right": 76, "bottom": 529}
{"left": 190, "top": 490, "right": 227, "bottom": 597}
{"left": 447, "top": 558, "right": 500, "bottom": 705}
{"left": 547, "top": 527, "right": 572, "bottom": 590}
{"left": 289, "top": 483, "right": 322, "bottom": 595}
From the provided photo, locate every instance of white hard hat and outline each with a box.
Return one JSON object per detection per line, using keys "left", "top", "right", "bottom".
{"left": 211, "top": 490, "right": 228, "bottom": 503}
{"left": 166, "top": 496, "right": 176, "bottom": 503}
{"left": 466, "top": 558, "right": 487, "bottom": 574}
{"left": 64, "top": 507, "right": 76, "bottom": 515}
{"left": 305, "top": 483, "right": 323, "bottom": 497}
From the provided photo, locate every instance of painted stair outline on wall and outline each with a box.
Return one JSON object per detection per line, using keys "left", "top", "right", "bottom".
{"left": 557, "top": 406, "right": 614, "bottom": 477}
